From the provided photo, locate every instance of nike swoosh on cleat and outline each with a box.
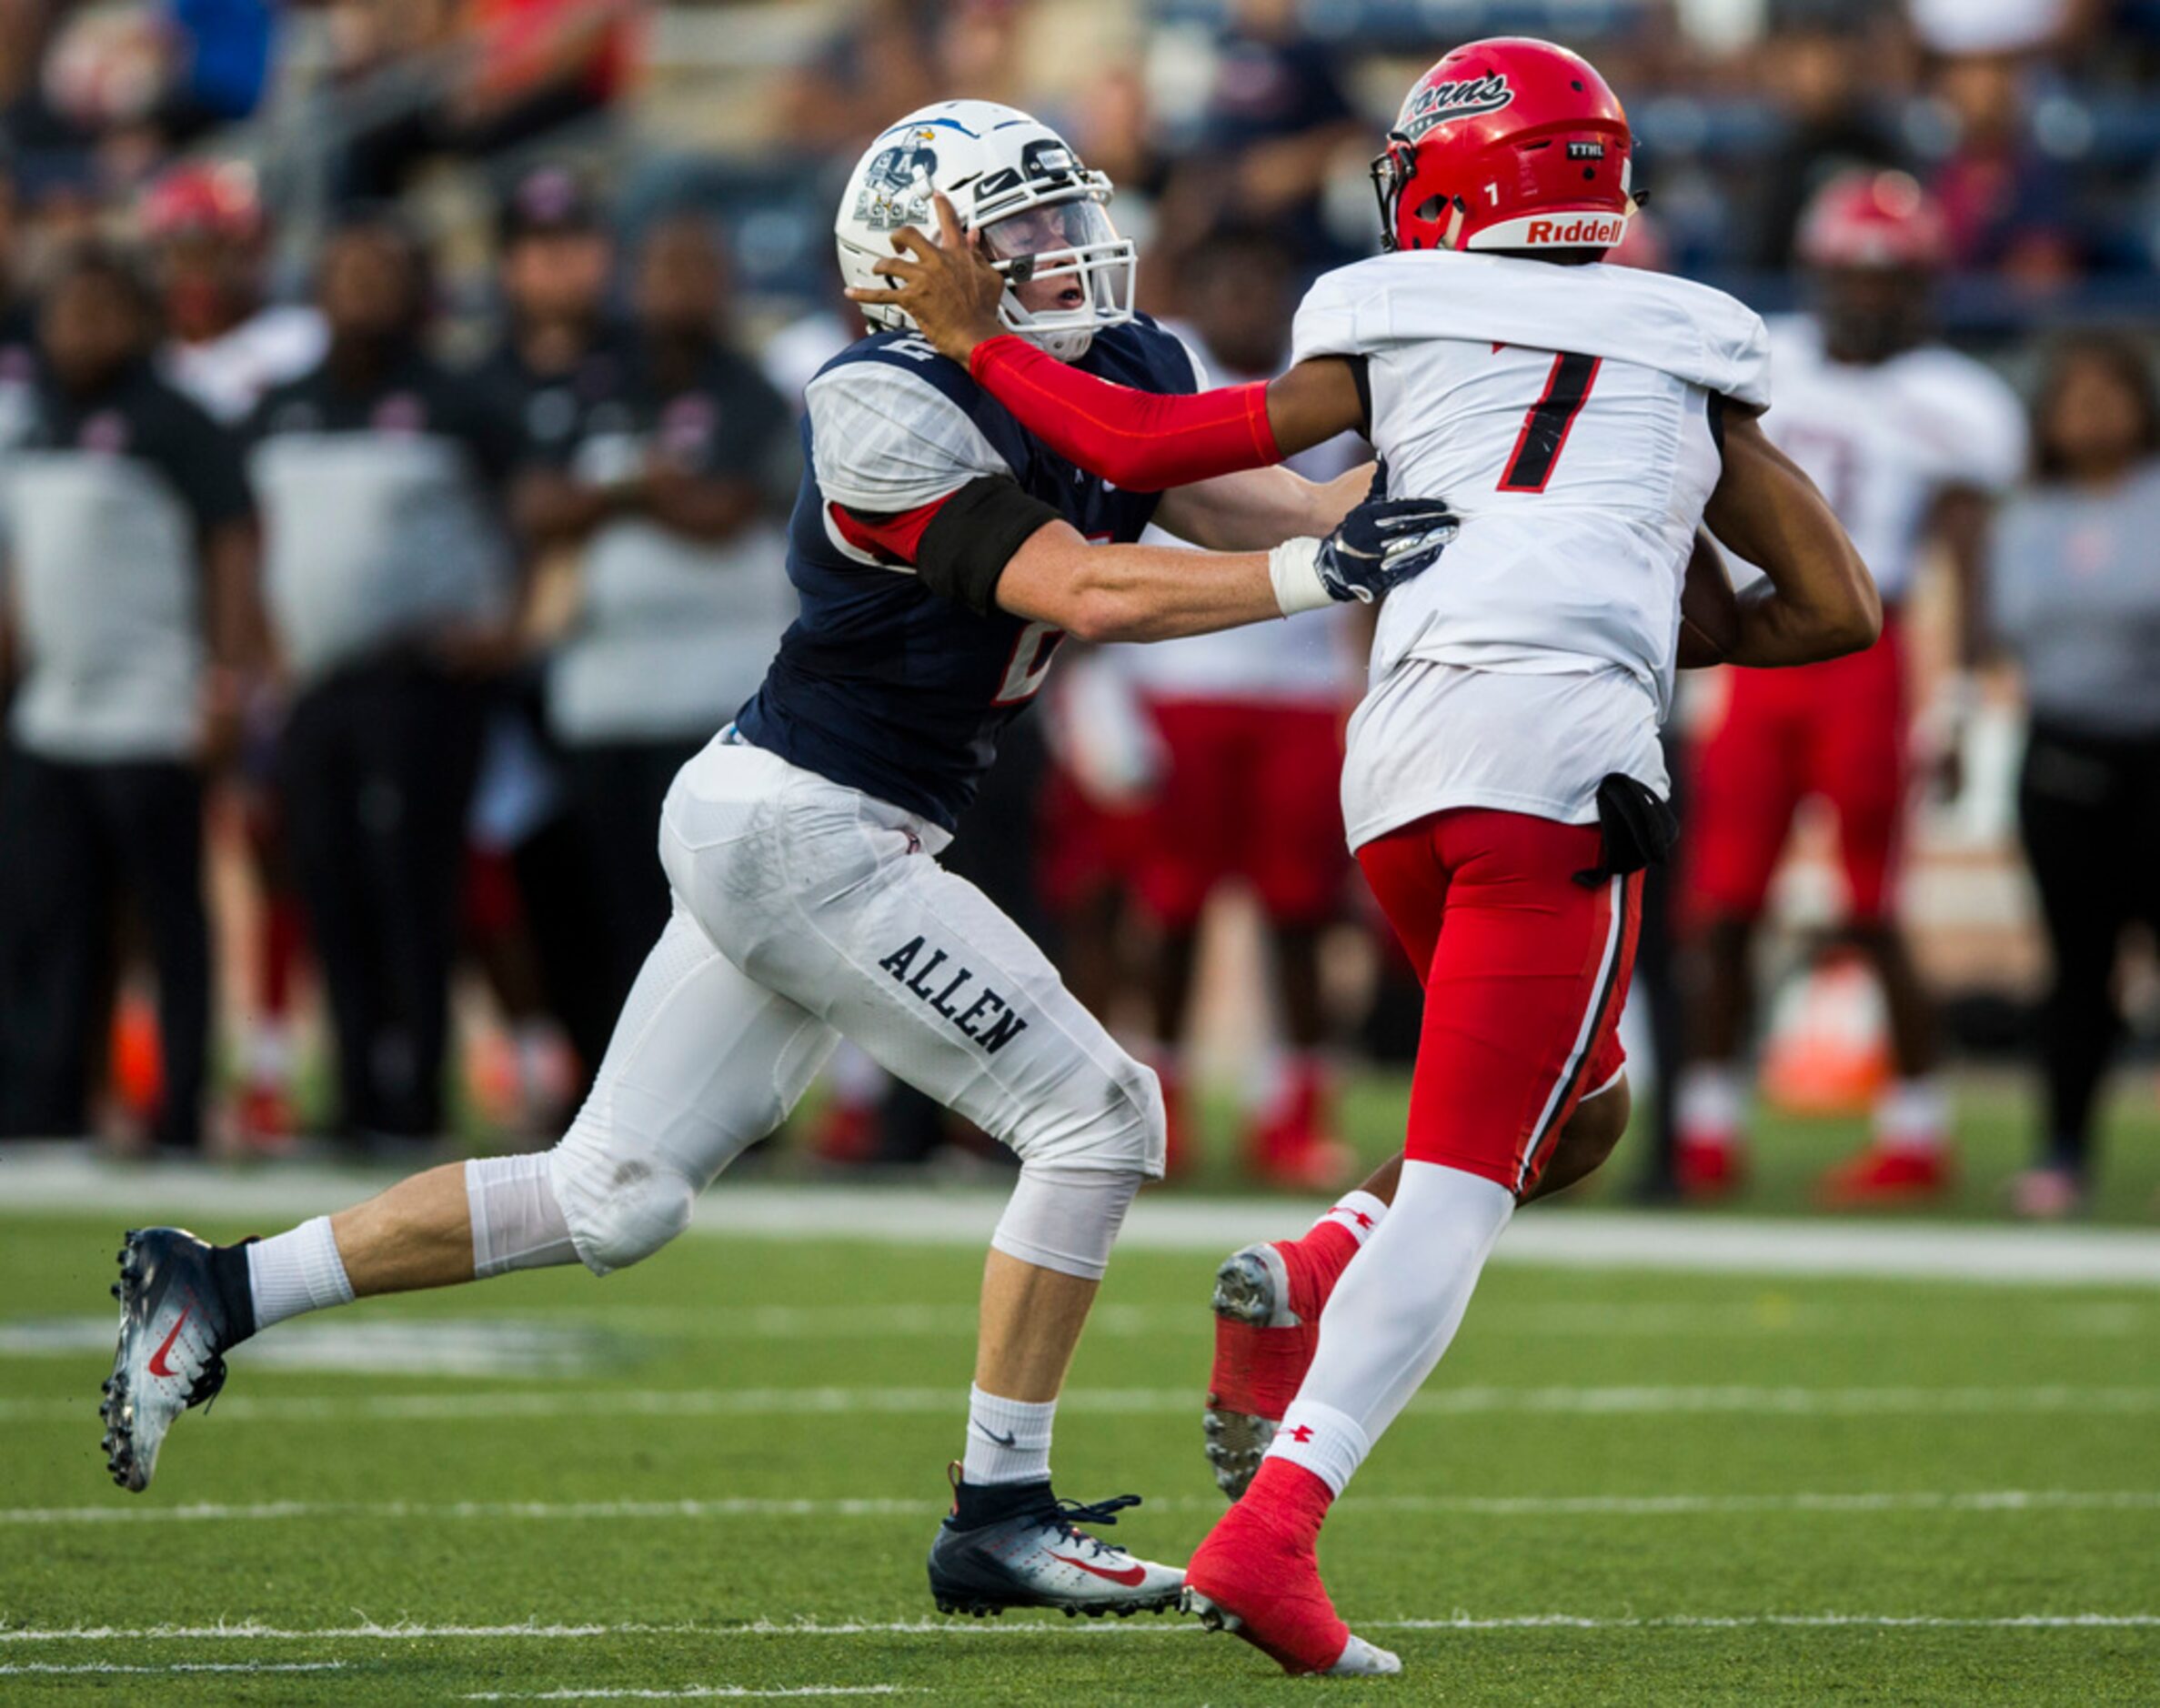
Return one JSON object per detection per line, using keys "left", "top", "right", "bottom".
{"left": 146, "top": 1309, "right": 189, "bottom": 1380}
{"left": 1050, "top": 1552, "right": 1148, "bottom": 1587}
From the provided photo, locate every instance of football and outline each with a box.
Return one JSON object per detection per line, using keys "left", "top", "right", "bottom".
{"left": 1678, "top": 529, "right": 1741, "bottom": 667}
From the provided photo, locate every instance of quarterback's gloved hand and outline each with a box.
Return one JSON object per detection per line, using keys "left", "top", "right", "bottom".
{"left": 1269, "top": 497, "right": 1459, "bottom": 615}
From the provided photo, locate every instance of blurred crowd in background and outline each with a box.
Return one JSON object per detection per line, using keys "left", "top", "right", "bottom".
{"left": 0, "top": 0, "right": 2156, "bottom": 1218}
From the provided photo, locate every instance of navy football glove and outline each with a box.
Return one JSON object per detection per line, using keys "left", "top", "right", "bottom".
{"left": 1316, "top": 497, "right": 1460, "bottom": 603}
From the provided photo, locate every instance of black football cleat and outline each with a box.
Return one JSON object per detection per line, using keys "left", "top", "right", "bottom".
{"left": 928, "top": 1472, "right": 1183, "bottom": 1618}
{"left": 101, "top": 1228, "right": 238, "bottom": 1492}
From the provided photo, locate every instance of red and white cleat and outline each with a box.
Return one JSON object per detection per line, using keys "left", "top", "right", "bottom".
{"left": 1204, "top": 1227, "right": 1356, "bottom": 1500}
{"left": 1183, "top": 1463, "right": 1399, "bottom": 1677}
{"left": 1816, "top": 1142, "right": 1953, "bottom": 1207}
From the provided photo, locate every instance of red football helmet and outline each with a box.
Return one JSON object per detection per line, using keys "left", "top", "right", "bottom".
{"left": 140, "top": 161, "right": 264, "bottom": 246}
{"left": 1795, "top": 169, "right": 1949, "bottom": 272}
{"left": 1371, "top": 37, "right": 1636, "bottom": 257}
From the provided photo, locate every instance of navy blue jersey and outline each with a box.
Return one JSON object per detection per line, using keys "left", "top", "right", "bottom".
{"left": 733, "top": 316, "right": 1199, "bottom": 832}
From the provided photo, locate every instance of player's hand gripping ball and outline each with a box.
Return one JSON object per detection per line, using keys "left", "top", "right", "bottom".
{"left": 1677, "top": 530, "right": 1742, "bottom": 667}
{"left": 1314, "top": 497, "right": 1461, "bottom": 603}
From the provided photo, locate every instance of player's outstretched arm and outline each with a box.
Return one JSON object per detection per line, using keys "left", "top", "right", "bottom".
{"left": 1153, "top": 462, "right": 1376, "bottom": 553}
{"left": 1704, "top": 411, "right": 1883, "bottom": 668}
{"left": 997, "top": 497, "right": 1455, "bottom": 644}
{"left": 845, "top": 195, "right": 1365, "bottom": 487}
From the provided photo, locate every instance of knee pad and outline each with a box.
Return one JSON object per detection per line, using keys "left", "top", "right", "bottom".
{"left": 1007, "top": 1052, "right": 1167, "bottom": 1182}
{"left": 990, "top": 1160, "right": 1146, "bottom": 1281}
{"left": 548, "top": 1106, "right": 699, "bottom": 1276}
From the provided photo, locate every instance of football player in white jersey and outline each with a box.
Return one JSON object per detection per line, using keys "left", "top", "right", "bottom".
{"left": 1678, "top": 170, "right": 2027, "bottom": 1204}
{"left": 860, "top": 36, "right": 1880, "bottom": 1677}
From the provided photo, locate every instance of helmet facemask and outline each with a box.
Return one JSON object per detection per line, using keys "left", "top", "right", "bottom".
{"left": 978, "top": 193, "right": 1134, "bottom": 362}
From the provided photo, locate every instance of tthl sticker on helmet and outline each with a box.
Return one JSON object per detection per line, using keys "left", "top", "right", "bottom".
{"left": 855, "top": 133, "right": 939, "bottom": 231}
{"left": 1397, "top": 73, "right": 1512, "bottom": 141}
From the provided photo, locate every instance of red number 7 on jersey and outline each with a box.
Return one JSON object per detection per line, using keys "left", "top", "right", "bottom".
{"left": 1498, "top": 351, "right": 1602, "bottom": 494}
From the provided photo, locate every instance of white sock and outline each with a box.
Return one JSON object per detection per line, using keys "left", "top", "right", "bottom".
{"left": 1675, "top": 1064, "right": 1743, "bottom": 1143}
{"left": 1875, "top": 1077, "right": 1949, "bottom": 1152}
{"left": 246, "top": 1216, "right": 355, "bottom": 1331}
{"left": 962, "top": 1384, "right": 1056, "bottom": 1486}
{"left": 1313, "top": 1189, "right": 1389, "bottom": 1245}
{"left": 1267, "top": 1399, "right": 1370, "bottom": 1495}
{"left": 1264, "top": 1161, "right": 1513, "bottom": 1497}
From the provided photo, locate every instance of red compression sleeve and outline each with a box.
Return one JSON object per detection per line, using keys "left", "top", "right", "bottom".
{"left": 969, "top": 335, "right": 1282, "bottom": 491}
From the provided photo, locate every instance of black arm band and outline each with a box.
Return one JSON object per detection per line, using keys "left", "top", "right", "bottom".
{"left": 1348, "top": 356, "right": 1373, "bottom": 438}
{"left": 913, "top": 475, "right": 1064, "bottom": 615}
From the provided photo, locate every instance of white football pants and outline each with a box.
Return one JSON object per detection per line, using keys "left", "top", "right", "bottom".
{"left": 534, "top": 732, "right": 1165, "bottom": 1276}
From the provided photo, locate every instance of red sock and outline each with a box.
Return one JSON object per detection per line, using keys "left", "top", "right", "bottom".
{"left": 1291, "top": 1220, "right": 1359, "bottom": 1301}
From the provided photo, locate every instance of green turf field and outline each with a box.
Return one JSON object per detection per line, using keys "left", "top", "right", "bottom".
{"left": 4, "top": 1161, "right": 2158, "bottom": 1704}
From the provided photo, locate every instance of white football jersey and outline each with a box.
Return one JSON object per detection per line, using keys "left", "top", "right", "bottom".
{"left": 1288, "top": 251, "right": 1771, "bottom": 844}
{"left": 1750, "top": 316, "right": 2025, "bottom": 602}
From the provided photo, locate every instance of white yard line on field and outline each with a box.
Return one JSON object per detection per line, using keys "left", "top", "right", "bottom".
{"left": 3, "top": 1615, "right": 2156, "bottom": 1645}
{"left": 6, "top": 1150, "right": 2160, "bottom": 1284}
{"left": 8, "top": 1382, "right": 2160, "bottom": 1426}
{"left": 6, "top": 1300, "right": 2145, "bottom": 1360}
{"left": 462, "top": 1691, "right": 913, "bottom": 1702}
{"left": 5, "top": 1488, "right": 2157, "bottom": 1529}
{"left": 0, "top": 1661, "right": 346, "bottom": 1674}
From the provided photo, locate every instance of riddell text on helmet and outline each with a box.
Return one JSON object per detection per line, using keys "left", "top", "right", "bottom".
{"left": 1524, "top": 216, "right": 1626, "bottom": 246}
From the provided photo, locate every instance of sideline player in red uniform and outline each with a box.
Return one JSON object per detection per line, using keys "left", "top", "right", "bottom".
{"left": 859, "top": 37, "right": 1879, "bottom": 1677}
{"left": 1676, "top": 170, "right": 2025, "bottom": 1204}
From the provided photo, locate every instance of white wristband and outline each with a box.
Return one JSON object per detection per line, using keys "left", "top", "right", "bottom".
{"left": 1269, "top": 538, "right": 1331, "bottom": 616}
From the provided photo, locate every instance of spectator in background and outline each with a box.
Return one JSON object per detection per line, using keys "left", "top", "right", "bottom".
{"left": 0, "top": 246, "right": 262, "bottom": 1150}
{"left": 481, "top": 165, "right": 619, "bottom": 436}
{"left": 471, "top": 162, "right": 625, "bottom": 1088}
{"left": 1170, "top": 0, "right": 1363, "bottom": 272}
{"left": 1994, "top": 335, "right": 2160, "bottom": 1219}
{"left": 514, "top": 214, "right": 796, "bottom": 1016}
{"left": 144, "top": 161, "right": 325, "bottom": 426}
{"left": 248, "top": 214, "right": 521, "bottom": 1143}
{"left": 1120, "top": 226, "right": 1367, "bottom": 1185}
{"left": 1923, "top": 47, "right": 2081, "bottom": 285}
{"left": 142, "top": 158, "right": 325, "bottom": 1144}
{"left": 1746, "top": 12, "right": 1905, "bottom": 270}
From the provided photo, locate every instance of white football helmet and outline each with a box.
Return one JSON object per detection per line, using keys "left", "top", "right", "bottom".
{"left": 836, "top": 100, "right": 1137, "bottom": 362}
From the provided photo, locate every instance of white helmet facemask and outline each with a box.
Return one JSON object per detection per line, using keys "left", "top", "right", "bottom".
{"left": 836, "top": 104, "right": 1137, "bottom": 364}
{"left": 979, "top": 196, "right": 1133, "bottom": 362}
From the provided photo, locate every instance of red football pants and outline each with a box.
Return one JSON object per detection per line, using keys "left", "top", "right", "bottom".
{"left": 1687, "top": 616, "right": 1907, "bottom": 923}
{"left": 1357, "top": 809, "right": 1640, "bottom": 1196}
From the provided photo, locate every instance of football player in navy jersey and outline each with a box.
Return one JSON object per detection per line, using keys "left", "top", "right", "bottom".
{"left": 98, "top": 100, "right": 1455, "bottom": 1619}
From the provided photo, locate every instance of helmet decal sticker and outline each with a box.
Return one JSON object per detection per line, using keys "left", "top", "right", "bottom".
{"left": 854, "top": 134, "right": 939, "bottom": 230}
{"left": 1397, "top": 73, "right": 1513, "bottom": 142}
